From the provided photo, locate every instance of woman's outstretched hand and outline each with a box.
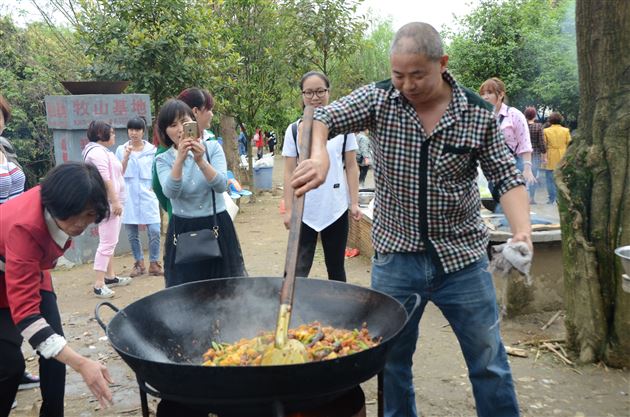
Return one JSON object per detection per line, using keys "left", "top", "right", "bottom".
{"left": 77, "top": 357, "right": 114, "bottom": 408}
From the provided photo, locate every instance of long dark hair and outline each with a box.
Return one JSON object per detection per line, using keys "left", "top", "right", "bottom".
{"left": 127, "top": 116, "right": 147, "bottom": 131}
{"left": 300, "top": 71, "right": 330, "bottom": 90}
{"left": 178, "top": 87, "right": 214, "bottom": 111}
{"left": 156, "top": 99, "right": 194, "bottom": 148}
{"left": 299, "top": 71, "right": 330, "bottom": 109}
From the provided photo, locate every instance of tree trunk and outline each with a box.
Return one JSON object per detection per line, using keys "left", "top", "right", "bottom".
{"left": 556, "top": 0, "right": 630, "bottom": 367}
{"left": 219, "top": 114, "right": 239, "bottom": 173}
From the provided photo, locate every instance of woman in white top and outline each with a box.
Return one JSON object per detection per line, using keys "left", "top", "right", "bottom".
{"left": 116, "top": 117, "right": 162, "bottom": 277}
{"left": 282, "top": 71, "right": 361, "bottom": 282}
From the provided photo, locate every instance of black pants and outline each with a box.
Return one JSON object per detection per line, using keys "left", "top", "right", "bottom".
{"left": 359, "top": 165, "right": 369, "bottom": 185}
{"left": 296, "top": 211, "right": 348, "bottom": 282}
{"left": 0, "top": 291, "right": 66, "bottom": 417}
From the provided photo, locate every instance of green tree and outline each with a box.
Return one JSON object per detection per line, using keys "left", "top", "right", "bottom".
{"left": 211, "top": 0, "right": 298, "bottom": 179}
{"left": 343, "top": 17, "right": 394, "bottom": 88}
{"left": 284, "top": 0, "right": 366, "bottom": 78}
{"left": 276, "top": 0, "right": 368, "bottom": 102}
{"left": 75, "top": 0, "right": 239, "bottom": 116}
{"left": 556, "top": 0, "right": 630, "bottom": 367}
{"left": 0, "top": 17, "right": 85, "bottom": 186}
{"left": 445, "top": 0, "right": 578, "bottom": 123}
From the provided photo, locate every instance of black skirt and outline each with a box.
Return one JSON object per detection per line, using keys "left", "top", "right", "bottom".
{"left": 164, "top": 211, "right": 247, "bottom": 287}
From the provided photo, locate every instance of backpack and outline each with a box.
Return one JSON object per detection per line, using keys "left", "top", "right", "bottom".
{"left": 291, "top": 122, "right": 348, "bottom": 167}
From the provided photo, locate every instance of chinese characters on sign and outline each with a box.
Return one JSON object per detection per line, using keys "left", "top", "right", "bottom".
{"left": 45, "top": 95, "right": 150, "bottom": 130}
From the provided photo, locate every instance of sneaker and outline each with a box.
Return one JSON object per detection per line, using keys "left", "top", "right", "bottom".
{"left": 129, "top": 261, "right": 146, "bottom": 277}
{"left": 94, "top": 285, "right": 115, "bottom": 299}
{"left": 104, "top": 276, "right": 132, "bottom": 287}
{"left": 148, "top": 261, "right": 163, "bottom": 276}
{"left": 18, "top": 371, "right": 40, "bottom": 390}
{"left": 11, "top": 399, "right": 17, "bottom": 409}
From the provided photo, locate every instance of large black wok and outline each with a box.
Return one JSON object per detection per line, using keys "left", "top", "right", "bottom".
{"left": 96, "top": 277, "right": 418, "bottom": 415}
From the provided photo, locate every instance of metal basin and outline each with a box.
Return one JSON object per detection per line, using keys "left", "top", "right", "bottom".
{"left": 614, "top": 246, "right": 630, "bottom": 275}
{"left": 614, "top": 246, "right": 630, "bottom": 293}
{"left": 358, "top": 191, "right": 374, "bottom": 206}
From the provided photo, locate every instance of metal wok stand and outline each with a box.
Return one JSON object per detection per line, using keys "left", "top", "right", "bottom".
{"left": 136, "top": 372, "right": 385, "bottom": 417}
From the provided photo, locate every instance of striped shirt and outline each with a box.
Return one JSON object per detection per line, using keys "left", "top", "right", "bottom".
{"left": 314, "top": 71, "right": 525, "bottom": 274}
{"left": 0, "top": 161, "right": 26, "bottom": 204}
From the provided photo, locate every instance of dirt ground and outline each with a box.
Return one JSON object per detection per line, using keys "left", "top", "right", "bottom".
{"left": 11, "top": 156, "right": 629, "bottom": 417}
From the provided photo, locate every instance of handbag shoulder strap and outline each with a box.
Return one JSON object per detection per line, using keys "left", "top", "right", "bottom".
{"left": 173, "top": 143, "right": 219, "bottom": 240}
{"left": 205, "top": 141, "right": 218, "bottom": 229}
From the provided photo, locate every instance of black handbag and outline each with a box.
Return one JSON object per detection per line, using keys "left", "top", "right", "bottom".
{"left": 174, "top": 222, "right": 221, "bottom": 264}
{"left": 173, "top": 146, "right": 222, "bottom": 264}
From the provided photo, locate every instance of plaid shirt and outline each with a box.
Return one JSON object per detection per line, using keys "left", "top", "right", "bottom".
{"left": 314, "top": 71, "right": 525, "bottom": 274}
{"left": 527, "top": 122, "right": 547, "bottom": 155}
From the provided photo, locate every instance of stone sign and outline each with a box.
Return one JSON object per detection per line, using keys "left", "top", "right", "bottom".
{"left": 44, "top": 93, "right": 152, "bottom": 264}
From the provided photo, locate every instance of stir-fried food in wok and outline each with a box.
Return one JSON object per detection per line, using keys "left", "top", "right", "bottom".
{"left": 202, "top": 321, "right": 380, "bottom": 366}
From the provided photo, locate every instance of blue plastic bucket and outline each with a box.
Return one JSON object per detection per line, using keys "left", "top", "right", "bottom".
{"left": 253, "top": 166, "right": 273, "bottom": 190}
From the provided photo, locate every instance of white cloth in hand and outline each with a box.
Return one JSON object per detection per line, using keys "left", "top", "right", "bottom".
{"left": 488, "top": 239, "right": 533, "bottom": 285}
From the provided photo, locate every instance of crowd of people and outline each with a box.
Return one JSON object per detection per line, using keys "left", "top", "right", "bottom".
{"left": 0, "top": 20, "right": 575, "bottom": 417}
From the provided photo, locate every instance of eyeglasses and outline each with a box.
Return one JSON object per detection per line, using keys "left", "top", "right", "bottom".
{"left": 302, "top": 89, "right": 329, "bottom": 98}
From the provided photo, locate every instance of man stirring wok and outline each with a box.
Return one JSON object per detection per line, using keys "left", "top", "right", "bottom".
{"left": 291, "top": 22, "right": 531, "bottom": 417}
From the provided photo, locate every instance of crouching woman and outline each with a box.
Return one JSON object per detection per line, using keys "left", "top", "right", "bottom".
{"left": 0, "top": 162, "right": 114, "bottom": 416}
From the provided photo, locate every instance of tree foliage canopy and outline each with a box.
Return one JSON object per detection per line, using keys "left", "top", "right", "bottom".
{"left": 75, "top": 0, "right": 240, "bottom": 116}
{"left": 0, "top": 17, "right": 84, "bottom": 185}
{"left": 445, "top": 0, "right": 578, "bottom": 124}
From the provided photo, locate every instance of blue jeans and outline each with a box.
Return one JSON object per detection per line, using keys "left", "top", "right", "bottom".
{"left": 528, "top": 154, "right": 541, "bottom": 202}
{"left": 489, "top": 155, "right": 522, "bottom": 214}
{"left": 125, "top": 223, "right": 161, "bottom": 262}
{"left": 543, "top": 169, "right": 556, "bottom": 203}
{"left": 371, "top": 252, "right": 519, "bottom": 417}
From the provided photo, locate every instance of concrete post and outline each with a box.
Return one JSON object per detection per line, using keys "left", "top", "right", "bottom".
{"left": 44, "top": 93, "right": 152, "bottom": 265}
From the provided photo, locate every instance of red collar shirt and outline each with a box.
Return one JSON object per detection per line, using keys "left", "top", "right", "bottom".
{"left": 0, "top": 186, "right": 71, "bottom": 356}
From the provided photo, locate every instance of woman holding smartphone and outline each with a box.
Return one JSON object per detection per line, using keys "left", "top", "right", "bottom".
{"left": 151, "top": 87, "right": 218, "bottom": 222}
{"left": 154, "top": 98, "right": 246, "bottom": 290}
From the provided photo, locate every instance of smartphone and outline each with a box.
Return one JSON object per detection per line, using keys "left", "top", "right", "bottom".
{"left": 183, "top": 121, "right": 198, "bottom": 140}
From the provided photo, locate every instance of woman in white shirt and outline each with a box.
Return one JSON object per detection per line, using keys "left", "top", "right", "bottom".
{"left": 116, "top": 117, "right": 162, "bottom": 277}
{"left": 282, "top": 71, "right": 361, "bottom": 282}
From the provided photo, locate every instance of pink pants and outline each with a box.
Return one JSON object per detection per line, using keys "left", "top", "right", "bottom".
{"left": 93, "top": 213, "right": 122, "bottom": 272}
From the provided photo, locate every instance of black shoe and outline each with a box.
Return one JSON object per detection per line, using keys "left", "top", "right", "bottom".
{"left": 19, "top": 371, "right": 40, "bottom": 390}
